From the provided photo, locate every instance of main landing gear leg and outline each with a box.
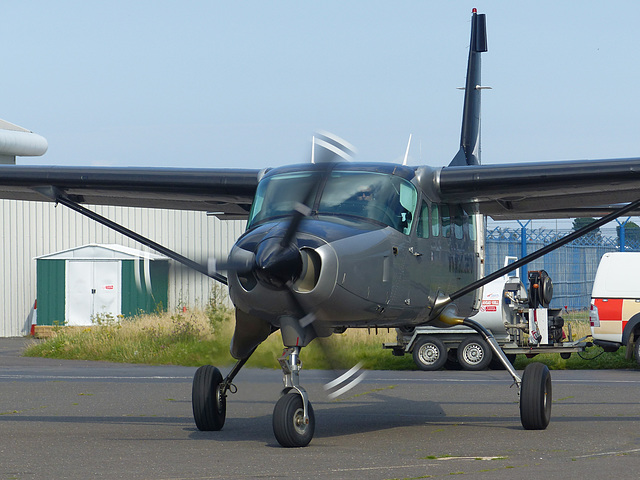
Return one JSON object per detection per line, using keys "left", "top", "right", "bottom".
{"left": 462, "top": 318, "right": 552, "bottom": 430}
{"left": 192, "top": 350, "right": 254, "bottom": 431}
{"left": 272, "top": 346, "right": 315, "bottom": 448}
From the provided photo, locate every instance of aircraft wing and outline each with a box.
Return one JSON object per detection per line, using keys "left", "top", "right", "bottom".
{"left": 0, "top": 165, "right": 261, "bottom": 219}
{"left": 436, "top": 157, "right": 640, "bottom": 220}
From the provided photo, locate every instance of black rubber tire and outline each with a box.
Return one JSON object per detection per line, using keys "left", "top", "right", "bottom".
{"left": 444, "top": 348, "right": 462, "bottom": 370}
{"left": 457, "top": 336, "right": 492, "bottom": 371}
{"left": 192, "top": 365, "right": 226, "bottom": 431}
{"left": 272, "top": 392, "right": 315, "bottom": 448}
{"left": 520, "top": 362, "right": 552, "bottom": 430}
{"left": 635, "top": 340, "right": 640, "bottom": 366}
{"left": 412, "top": 336, "right": 447, "bottom": 371}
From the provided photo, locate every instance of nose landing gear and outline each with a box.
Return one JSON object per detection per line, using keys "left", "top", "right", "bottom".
{"left": 273, "top": 347, "right": 315, "bottom": 447}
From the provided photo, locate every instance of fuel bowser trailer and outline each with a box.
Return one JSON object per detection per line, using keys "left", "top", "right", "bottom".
{"left": 384, "top": 257, "right": 590, "bottom": 370}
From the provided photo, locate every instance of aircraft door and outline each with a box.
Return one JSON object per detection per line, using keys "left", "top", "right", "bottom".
{"left": 406, "top": 199, "right": 440, "bottom": 308}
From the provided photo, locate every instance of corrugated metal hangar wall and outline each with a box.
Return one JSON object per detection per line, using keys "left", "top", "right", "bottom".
{"left": 0, "top": 199, "right": 246, "bottom": 337}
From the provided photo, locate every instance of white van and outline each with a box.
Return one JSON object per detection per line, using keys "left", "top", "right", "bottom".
{"left": 590, "top": 252, "right": 640, "bottom": 364}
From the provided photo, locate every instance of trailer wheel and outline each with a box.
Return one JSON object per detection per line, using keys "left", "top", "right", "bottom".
{"left": 412, "top": 336, "right": 447, "bottom": 371}
{"left": 520, "top": 362, "right": 552, "bottom": 430}
{"left": 457, "top": 336, "right": 492, "bottom": 371}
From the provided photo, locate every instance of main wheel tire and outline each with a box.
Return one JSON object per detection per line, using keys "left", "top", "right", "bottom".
{"left": 457, "top": 336, "right": 492, "bottom": 371}
{"left": 520, "top": 362, "right": 552, "bottom": 430}
{"left": 272, "top": 392, "right": 315, "bottom": 448}
{"left": 192, "top": 365, "right": 226, "bottom": 431}
{"left": 412, "top": 336, "right": 447, "bottom": 371}
{"left": 635, "top": 340, "right": 640, "bottom": 366}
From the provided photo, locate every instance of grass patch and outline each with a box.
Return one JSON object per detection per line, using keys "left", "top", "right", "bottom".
{"left": 24, "top": 306, "right": 415, "bottom": 370}
{"left": 513, "top": 345, "right": 637, "bottom": 370}
{"left": 23, "top": 308, "right": 639, "bottom": 370}
{"left": 25, "top": 309, "right": 230, "bottom": 366}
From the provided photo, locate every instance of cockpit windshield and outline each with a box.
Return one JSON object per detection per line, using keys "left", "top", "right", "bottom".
{"left": 247, "top": 170, "right": 418, "bottom": 234}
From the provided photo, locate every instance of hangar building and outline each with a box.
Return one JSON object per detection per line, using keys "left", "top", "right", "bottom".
{"left": 0, "top": 119, "right": 247, "bottom": 337}
{"left": 0, "top": 198, "right": 245, "bottom": 336}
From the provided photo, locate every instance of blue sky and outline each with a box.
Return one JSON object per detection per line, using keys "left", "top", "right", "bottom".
{"left": 3, "top": 1, "right": 639, "bottom": 182}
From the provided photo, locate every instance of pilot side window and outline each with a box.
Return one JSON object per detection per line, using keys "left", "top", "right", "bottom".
{"left": 417, "top": 200, "right": 429, "bottom": 238}
{"left": 431, "top": 204, "right": 440, "bottom": 236}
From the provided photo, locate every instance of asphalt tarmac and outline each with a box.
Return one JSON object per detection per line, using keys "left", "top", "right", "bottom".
{"left": 1, "top": 337, "right": 639, "bottom": 480}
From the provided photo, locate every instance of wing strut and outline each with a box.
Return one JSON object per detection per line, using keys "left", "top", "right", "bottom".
{"left": 35, "top": 186, "right": 228, "bottom": 285}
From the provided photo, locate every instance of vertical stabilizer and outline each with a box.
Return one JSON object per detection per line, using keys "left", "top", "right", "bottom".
{"left": 449, "top": 9, "right": 487, "bottom": 167}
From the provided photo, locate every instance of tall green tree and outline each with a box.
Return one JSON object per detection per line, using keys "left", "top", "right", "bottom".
{"left": 572, "top": 217, "right": 602, "bottom": 243}
{"left": 616, "top": 221, "right": 640, "bottom": 248}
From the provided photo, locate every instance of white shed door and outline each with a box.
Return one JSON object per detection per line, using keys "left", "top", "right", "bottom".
{"left": 66, "top": 261, "right": 121, "bottom": 326}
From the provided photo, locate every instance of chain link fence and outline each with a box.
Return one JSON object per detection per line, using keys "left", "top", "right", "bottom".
{"left": 485, "top": 226, "right": 640, "bottom": 311}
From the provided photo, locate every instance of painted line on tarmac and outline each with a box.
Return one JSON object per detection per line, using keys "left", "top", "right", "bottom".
{"left": 0, "top": 374, "right": 192, "bottom": 380}
{"left": 4, "top": 373, "right": 640, "bottom": 385}
{"left": 574, "top": 447, "right": 640, "bottom": 458}
{"left": 330, "top": 463, "right": 437, "bottom": 473}
{"left": 366, "top": 377, "right": 640, "bottom": 384}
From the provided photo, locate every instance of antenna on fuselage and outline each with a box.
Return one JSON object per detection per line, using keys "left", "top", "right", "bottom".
{"left": 402, "top": 134, "right": 412, "bottom": 166}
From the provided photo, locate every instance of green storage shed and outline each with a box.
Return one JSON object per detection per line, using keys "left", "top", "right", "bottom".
{"left": 36, "top": 244, "right": 169, "bottom": 326}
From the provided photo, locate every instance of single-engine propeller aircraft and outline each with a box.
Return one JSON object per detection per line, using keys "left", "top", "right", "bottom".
{"left": 3, "top": 9, "right": 640, "bottom": 447}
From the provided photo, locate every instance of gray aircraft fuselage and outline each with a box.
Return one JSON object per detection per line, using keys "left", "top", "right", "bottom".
{"left": 226, "top": 162, "right": 483, "bottom": 358}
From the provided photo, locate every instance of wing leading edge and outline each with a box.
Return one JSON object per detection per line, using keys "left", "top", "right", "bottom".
{"left": 0, "top": 165, "right": 261, "bottom": 219}
{"left": 5, "top": 158, "right": 640, "bottom": 221}
{"left": 435, "top": 157, "right": 640, "bottom": 220}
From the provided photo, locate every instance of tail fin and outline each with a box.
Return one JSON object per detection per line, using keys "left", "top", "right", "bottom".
{"left": 449, "top": 9, "right": 488, "bottom": 167}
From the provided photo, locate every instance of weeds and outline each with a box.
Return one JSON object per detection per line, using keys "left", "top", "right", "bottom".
{"left": 204, "top": 284, "right": 228, "bottom": 329}
{"left": 24, "top": 308, "right": 415, "bottom": 369}
{"left": 23, "top": 307, "right": 640, "bottom": 370}
{"left": 25, "top": 308, "right": 228, "bottom": 366}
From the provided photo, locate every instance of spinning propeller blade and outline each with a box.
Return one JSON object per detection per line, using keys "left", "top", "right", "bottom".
{"left": 278, "top": 133, "right": 367, "bottom": 397}
{"left": 182, "top": 131, "right": 365, "bottom": 398}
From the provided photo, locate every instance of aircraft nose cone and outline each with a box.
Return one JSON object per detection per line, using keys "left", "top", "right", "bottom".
{"left": 254, "top": 237, "right": 303, "bottom": 289}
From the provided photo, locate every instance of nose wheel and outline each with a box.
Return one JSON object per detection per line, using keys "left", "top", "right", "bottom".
{"left": 273, "top": 392, "right": 315, "bottom": 447}
{"left": 273, "top": 346, "right": 315, "bottom": 447}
